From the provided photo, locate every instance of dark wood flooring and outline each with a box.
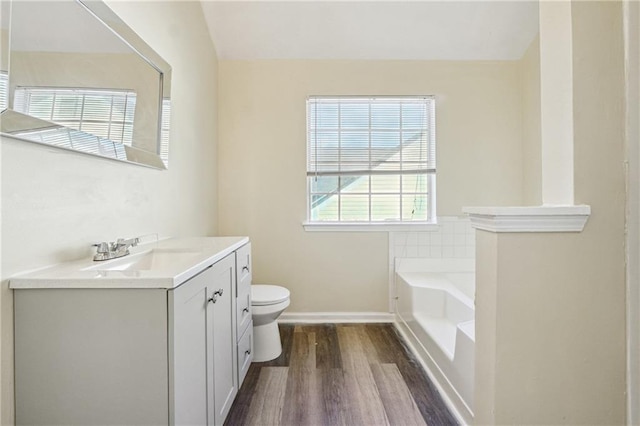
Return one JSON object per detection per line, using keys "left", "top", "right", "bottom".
{"left": 225, "top": 323, "right": 457, "bottom": 426}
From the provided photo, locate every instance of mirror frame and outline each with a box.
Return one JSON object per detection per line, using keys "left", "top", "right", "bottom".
{"left": 1, "top": 0, "right": 172, "bottom": 170}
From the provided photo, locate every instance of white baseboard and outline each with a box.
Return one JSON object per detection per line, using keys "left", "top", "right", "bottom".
{"left": 279, "top": 311, "right": 394, "bottom": 323}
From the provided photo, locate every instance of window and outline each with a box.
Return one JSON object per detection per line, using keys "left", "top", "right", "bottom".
{"left": 13, "top": 87, "right": 137, "bottom": 146}
{"left": 306, "top": 96, "right": 436, "bottom": 228}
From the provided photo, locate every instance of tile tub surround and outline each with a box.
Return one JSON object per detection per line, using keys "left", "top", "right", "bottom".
{"left": 390, "top": 217, "right": 475, "bottom": 260}
{"left": 388, "top": 217, "right": 475, "bottom": 310}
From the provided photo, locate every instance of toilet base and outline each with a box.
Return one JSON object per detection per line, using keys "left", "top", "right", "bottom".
{"left": 253, "top": 321, "right": 282, "bottom": 362}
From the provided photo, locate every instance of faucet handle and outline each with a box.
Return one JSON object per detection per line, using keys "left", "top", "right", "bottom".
{"left": 116, "top": 237, "right": 139, "bottom": 247}
{"left": 93, "top": 242, "right": 109, "bottom": 254}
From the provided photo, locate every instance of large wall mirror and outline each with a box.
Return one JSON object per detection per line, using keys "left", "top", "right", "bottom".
{"left": 0, "top": 0, "right": 171, "bottom": 170}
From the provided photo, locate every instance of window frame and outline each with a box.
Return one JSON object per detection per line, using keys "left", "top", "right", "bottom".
{"left": 304, "top": 95, "right": 437, "bottom": 232}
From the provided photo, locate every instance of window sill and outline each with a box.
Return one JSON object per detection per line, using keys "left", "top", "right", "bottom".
{"left": 302, "top": 221, "right": 439, "bottom": 232}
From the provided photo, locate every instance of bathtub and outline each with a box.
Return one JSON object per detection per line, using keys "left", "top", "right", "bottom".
{"left": 394, "top": 259, "right": 475, "bottom": 424}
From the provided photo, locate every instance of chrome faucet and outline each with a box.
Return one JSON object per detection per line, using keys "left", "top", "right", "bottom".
{"left": 93, "top": 237, "right": 140, "bottom": 261}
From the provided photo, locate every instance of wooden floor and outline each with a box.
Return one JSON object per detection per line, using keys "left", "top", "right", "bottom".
{"left": 225, "top": 323, "right": 457, "bottom": 426}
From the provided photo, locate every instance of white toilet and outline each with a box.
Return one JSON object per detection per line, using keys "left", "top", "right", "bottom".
{"left": 251, "top": 284, "right": 290, "bottom": 362}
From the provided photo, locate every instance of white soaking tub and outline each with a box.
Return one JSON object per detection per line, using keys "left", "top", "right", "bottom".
{"left": 395, "top": 258, "right": 475, "bottom": 424}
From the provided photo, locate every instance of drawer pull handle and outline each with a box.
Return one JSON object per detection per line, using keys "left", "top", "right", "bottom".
{"left": 208, "top": 295, "right": 217, "bottom": 304}
{"left": 242, "top": 266, "right": 250, "bottom": 273}
{"left": 214, "top": 288, "right": 224, "bottom": 297}
{"left": 242, "top": 307, "right": 249, "bottom": 314}
{"left": 245, "top": 349, "right": 251, "bottom": 355}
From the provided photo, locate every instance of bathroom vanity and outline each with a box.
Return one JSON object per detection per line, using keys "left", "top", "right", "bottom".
{"left": 10, "top": 237, "right": 253, "bottom": 426}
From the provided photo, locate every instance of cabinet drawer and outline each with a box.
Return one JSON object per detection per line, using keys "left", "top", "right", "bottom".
{"left": 236, "top": 286, "right": 252, "bottom": 340}
{"left": 237, "top": 323, "right": 253, "bottom": 387}
{"left": 236, "top": 243, "right": 252, "bottom": 286}
{"left": 237, "top": 273, "right": 251, "bottom": 304}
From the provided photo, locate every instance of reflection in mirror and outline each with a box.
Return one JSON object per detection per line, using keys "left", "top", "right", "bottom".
{"left": 0, "top": 0, "right": 171, "bottom": 169}
{"left": 1, "top": 0, "right": 8, "bottom": 109}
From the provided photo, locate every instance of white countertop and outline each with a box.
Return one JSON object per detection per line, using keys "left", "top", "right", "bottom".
{"left": 9, "top": 236, "right": 249, "bottom": 289}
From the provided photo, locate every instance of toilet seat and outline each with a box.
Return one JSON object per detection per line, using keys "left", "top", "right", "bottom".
{"left": 252, "top": 285, "right": 290, "bottom": 306}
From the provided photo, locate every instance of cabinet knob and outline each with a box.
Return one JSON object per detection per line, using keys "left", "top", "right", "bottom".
{"left": 245, "top": 349, "right": 251, "bottom": 355}
{"left": 214, "top": 288, "right": 224, "bottom": 297}
{"left": 242, "top": 307, "right": 249, "bottom": 314}
{"left": 208, "top": 295, "right": 217, "bottom": 304}
{"left": 242, "top": 266, "right": 250, "bottom": 273}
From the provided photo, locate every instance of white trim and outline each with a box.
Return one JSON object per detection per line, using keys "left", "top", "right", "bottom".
{"left": 278, "top": 312, "right": 394, "bottom": 323}
{"left": 462, "top": 205, "right": 590, "bottom": 233}
{"left": 388, "top": 231, "right": 396, "bottom": 313}
{"left": 624, "top": 1, "right": 640, "bottom": 423}
{"left": 302, "top": 222, "right": 439, "bottom": 232}
{"left": 394, "top": 318, "right": 472, "bottom": 425}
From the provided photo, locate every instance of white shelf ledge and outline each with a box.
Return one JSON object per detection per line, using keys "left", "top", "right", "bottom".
{"left": 462, "top": 205, "right": 591, "bottom": 233}
{"left": 302, "top": 221, "right": 439, "bottom": 232}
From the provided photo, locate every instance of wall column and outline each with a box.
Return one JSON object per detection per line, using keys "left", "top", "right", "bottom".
{"left": 469, "top": 2, "right": 626, "bottom": 424}
{"left": 539, "top": 1, "right": 574, "bottom": 205}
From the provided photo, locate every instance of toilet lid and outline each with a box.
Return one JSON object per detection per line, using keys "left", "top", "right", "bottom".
{"left": 252, "top": 285, "right": 290, "bottom": 306}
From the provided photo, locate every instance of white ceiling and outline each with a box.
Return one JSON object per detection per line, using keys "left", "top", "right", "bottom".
{"left": 201, "top": 1, "right": 539, "bottom": 61}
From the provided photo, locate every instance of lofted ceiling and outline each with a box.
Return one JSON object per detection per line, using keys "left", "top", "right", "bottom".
{"left": 200, "top": 1, "right": 539, "bottom": 61}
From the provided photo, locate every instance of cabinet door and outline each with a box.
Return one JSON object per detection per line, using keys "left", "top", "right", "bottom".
{"left": 15, "top": 289, "right": 168, "bottom": 426}
{"left": 207, "top": 254, "right": 239, "bottom": 426}
{"left": 170, "top": 267, "right": 211, "bottom": 425}
{"left": 171, "top": 254, "right": 239, "bottom": 426}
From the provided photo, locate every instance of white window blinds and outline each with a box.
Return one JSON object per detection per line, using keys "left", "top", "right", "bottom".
{"left": 307, "top": 96, "right": 436, "bottom": 223}
{"left": 13, "top": 87, "right": 137, "bottom": 146}
{"left": 160, "top": 98, "right": 171, "bottom": 167}
{"left": 13, "top": 126, "right": 128, "bottom": 161}
{"left": 0, "top": 72, "right": 8, "bottom": 110}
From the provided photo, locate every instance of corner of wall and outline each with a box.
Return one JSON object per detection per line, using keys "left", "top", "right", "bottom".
{"left": 520, "top": 34, "right": 542, "bottom": 206}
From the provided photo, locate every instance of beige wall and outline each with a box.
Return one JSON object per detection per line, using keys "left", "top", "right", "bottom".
{"left": 218, "top": 60, "right": 524, "bottom": 313}
{"left": 0, "top": 29, "right": 7, "bottom": 72}
{"left": 570, "top": 2, "right": 627, "bottom": 419}
{"left": 0, "top": 2, "right": 218, "bottom": 423}
{"left": 521, "top": 36, "right": 542, "bottom": 205}
{"left": 473, "top": 229, "right": 498, "bottom": 423}
{"left": 491, "top": 233, "right": 625, "bottom": 423}
{"left": 474, "top": 2, "right": 627, "bottom": 423}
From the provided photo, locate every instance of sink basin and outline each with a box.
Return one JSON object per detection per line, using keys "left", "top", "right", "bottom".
{"left": 83, "top": 248, "right": 202, "bottom": 272}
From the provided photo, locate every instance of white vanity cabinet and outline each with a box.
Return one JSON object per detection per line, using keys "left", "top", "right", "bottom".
{"left": 12, "top": 238, "right": 251, "bottom": 426}
{"left": 169, "top": 253, "right": 237, "bottom": 425}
